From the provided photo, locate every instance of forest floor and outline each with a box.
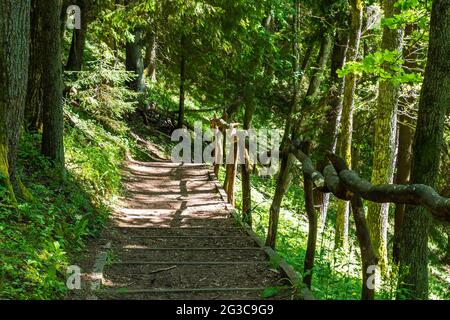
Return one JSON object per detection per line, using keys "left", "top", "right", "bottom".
{"left": 68, "top": 136, "right": 295, "bottom": 300}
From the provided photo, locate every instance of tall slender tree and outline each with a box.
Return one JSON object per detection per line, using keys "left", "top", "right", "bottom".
{"left": 398, "top": 0, "right": 450, "bottom": 300}
{"left": 334, "top": 0, "right": 363, "bottom": 249}
{"left": 41, "top": 0, "right": 65, "bottom": 168}
{"left": 266, "top": 0, "right": 302, "bottom": 248}
{"left": 26, "top": 0, "right": 44, "bottom": 132}
{"left": 178, "top": 33, "right": 187, "bottom": 129}
{"left": 393, "top": 24, "right": 417, "bottom": 264}
{"left": 315, "top": 30, "right": 349, "bottom": 232}
{"left": 144, "top": 30, "right": 158, "bottom": 83}
{"left": 367, "top": 0, "right": 404, "bottom": 271}
{"left": 125, "top": 27, "right": 146, "bottom": 92}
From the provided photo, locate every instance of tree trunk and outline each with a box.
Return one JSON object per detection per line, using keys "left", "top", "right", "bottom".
{"left": 335, "top": 0, "right": 363, "bottom": 249}
{"left": 65, "top": 0, "right": 90, "bottom": 71}
{"left": 446, "top": 227, "right": 450, "bottom": 264}
{"left": 0, "top": 0, "right": 31, "bottom": 203}
{"left": 393, "top": 106, "right": 415, "bottom": 263}
{"left": 367, "top": 0, "right": 404, "bottom": 271}
{"left": 177, "top": 34, "right": 187, "bottom": 129}
{"left": 241, "top": 101, "right": 256, "bottom": 225}
{"left": 294, "top": 32, "right": 333, "bottom": 132}
{"left": 126, "top": 27, "right": 146, "bottom": 92}
{"left": 144, "top": 30, "right": 158, "bottom": 83}
{"left": 315, "top": 31, "right": 349, "bottom": 232}
{"left": 350, "top": 195, "right": 378, "bottom": 300}
{"left": 266, "top": 0, "right": 301, "bottom": 249}
{"left": 305, "top": 35, "right": 333, "bottom": 102}
{"left": 266, "top": 23, "right": 331, "bottom": 249}
{"left": 398, "top": 0, "right": 450, "bottom": 300}
{"left": 225, "top": 136, "right": 238, "bottom": 206}
{"left": 26, "top": 0, "right": 44, "bottom": 132}
{"left": 302, "top": 142, "right": 318, "bottom": 289}
{"left": 392, "top": 24, "right": 417, "bottom": 264}
{"left": 41, "top": 0, "right": 65, "bottom": 168}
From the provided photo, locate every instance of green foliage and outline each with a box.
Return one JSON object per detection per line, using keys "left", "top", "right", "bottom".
{"left": 219, "top": 164, "right": 450, "bottom": 300}
{"left": 338, "top": 49, "right": 422, "bottom": 84}
{"left": 66, "top": 42, "right": 138, "bottom": 133}
{"left": 0, "top": 133, "right": 111, "bottom": 299}
{"left": 0, "top": 33, "right": 144, "bottom": 299}
{"left": 261, "top": 286, "right": 280, "bottom": 298}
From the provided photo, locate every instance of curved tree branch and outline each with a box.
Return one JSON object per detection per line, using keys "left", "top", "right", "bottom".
{"left": 326, "top": 151, "right": 450, "bottom": 223}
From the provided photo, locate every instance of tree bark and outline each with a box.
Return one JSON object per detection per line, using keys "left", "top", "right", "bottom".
{"left": 65, "top": 0, "right": 90, "bottom": 71}
{"left": 177, "top": 34, "right": 187, "bottom": 129}
{"left": 302, "top": 142, "right": 318, "bottom": 289}
{"left": 326, "top": 153, "right": 450, "bottom": 222}
{"left": 126, "top": 27, "right": 146, "bottom": 92}
{"left": 266, "top": 0, "right": 302, "bottom": 249}
{"left": 26, "top": 0, "right": 44, "bottom": 132}
{"left": 335, "top": 0, "right": 363, "bottom": 249}
{"left": 41, "top": 0, "right": 65, "bottom": 168}
{"left": 350, "top": 195, "right": 378, "bottom": 300}
{"left": 144, "top": 30, "right": 158, "bottom": 83}
{"left": 225, "top": 136, "right": 238, "bottom": 206}
{"left": 316, "top": 31, "right": 349, "bottom": 232}
{"left": 398, "top": 0, "right": 450, "bottom": 300}
{"left": 0, "top": 0, "right": 31, "bottom": 203}
{"left": 367, "top": 0, "right": 404, "bottom": 271}
{"left": 393, "top": 24, "right": 417, "bottom": 264}
{"left": 266, "top": 21, "right": 331, "bottom": 249}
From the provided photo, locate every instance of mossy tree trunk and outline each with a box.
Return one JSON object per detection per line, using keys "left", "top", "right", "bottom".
{"left": 335, "top": 0, "right": 363, "bottom": 249}
{"left": 144, "top": 30, "right": 158, "bottom": 83}
{"left": 41, "top": 0, "right": 65, "bottom": 169}
{"left": 126, "top": 27, "right": 146, "bottom": 93}
{"left": 315, "top": 31, "right": 349, "bottom": 232}
{"left": 266, "top": 0, "right": 302, "bottom": 249}
{"left": 0, "top": 0, "right": 31, "bottom": 204}
{"left": 367, "top": 0, "right": 404, "bottom": 271}
{"left": 266, "top": 24, "right": 331, "bottom": 249}
{"left": 398, "top": 0, "right": 450, "bottom": 300}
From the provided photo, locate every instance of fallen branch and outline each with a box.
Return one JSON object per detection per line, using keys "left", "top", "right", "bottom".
{"left": 148, "top": 265, "right": 177, "bottom": 274}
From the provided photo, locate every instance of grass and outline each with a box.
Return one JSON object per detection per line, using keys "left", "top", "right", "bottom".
{"left": 217, "top": 166, "right": 450, "bottom": 300}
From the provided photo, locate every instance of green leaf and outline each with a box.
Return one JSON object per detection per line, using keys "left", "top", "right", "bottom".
{"left": 261, "top": 287, "right": 279, "bottom": 298}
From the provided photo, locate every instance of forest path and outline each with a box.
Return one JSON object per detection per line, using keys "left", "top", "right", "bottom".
{"left": 95, "top": 156, "right": 294, "bottom": 300}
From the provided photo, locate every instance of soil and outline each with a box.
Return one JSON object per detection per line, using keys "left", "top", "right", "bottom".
{"left": 69, "top": 141, "right": 295, "bottom": 300}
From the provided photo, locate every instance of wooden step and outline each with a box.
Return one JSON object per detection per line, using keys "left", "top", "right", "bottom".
{"left": 100, "top": 287, "right": 266, "bottom": 294}
{"left": 112, "top": 261, "right": 269, "bottom": 266}
{"left": 120, "top": 246, "right": 263, "bottom": 251}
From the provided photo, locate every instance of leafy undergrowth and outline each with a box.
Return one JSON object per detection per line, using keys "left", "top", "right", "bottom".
{"left": 0, "top": 127, "right": 116, "bottom": 299}
{"left": 218, "top": 170, "right": 450, "bottom": 300}
{"left": 0, "top": 43, "right": 152, "bottom": 299}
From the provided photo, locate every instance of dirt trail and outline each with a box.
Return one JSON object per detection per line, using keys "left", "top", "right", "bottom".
{"left": 88, "top": 155, "right": 295, "bottom": 300}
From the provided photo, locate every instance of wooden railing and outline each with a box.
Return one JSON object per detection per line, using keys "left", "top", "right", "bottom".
{"left": 208, "top": 116, "right": 450, "bottom": 300}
